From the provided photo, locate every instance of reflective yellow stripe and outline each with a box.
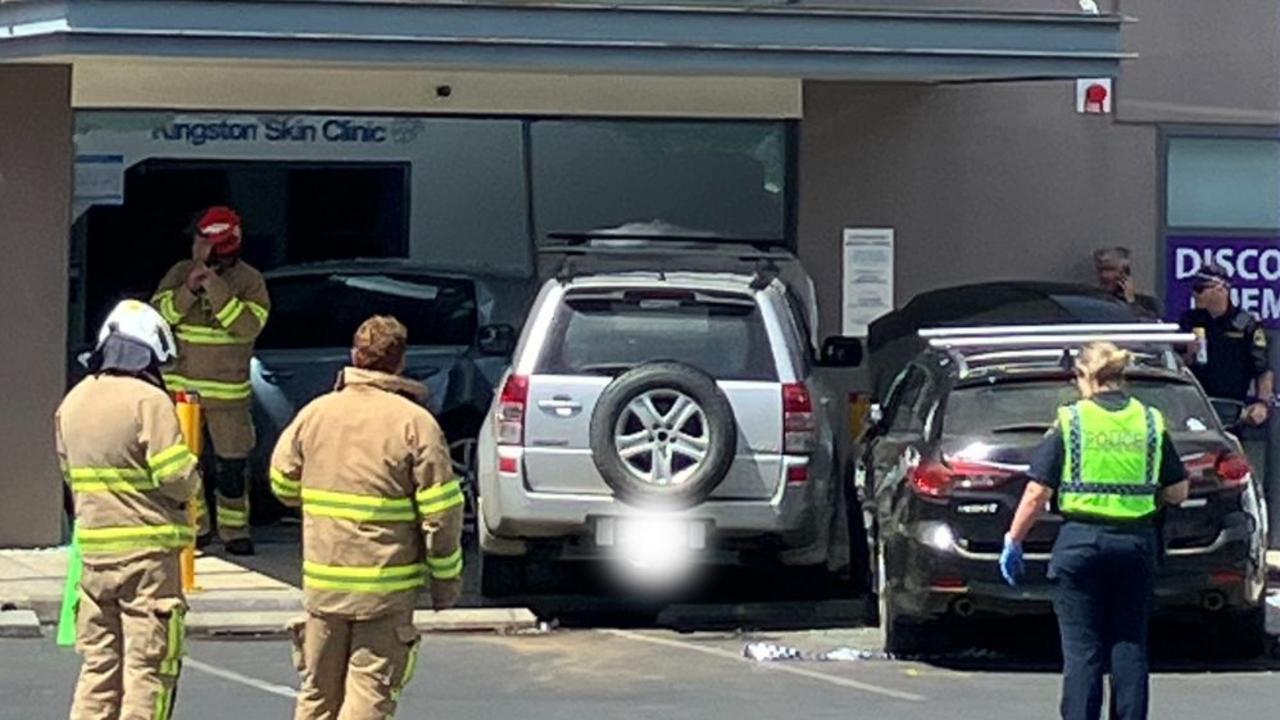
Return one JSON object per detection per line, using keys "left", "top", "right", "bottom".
{"left": 245, "top": 301, "right": 269, "bottom": 326}
{"left": 162, "top": 374, "right": 252, "bottom": 400}
{"left": 159, "top": 607, "right": 185, "bottom": 677}
{"left": 69, "top": 467, "right": 150, "bottom": 481}
{"left": 152, "top": 291, "right": 182, "bottom": 325}
{"left": 302, "top": 488, "right": 415, "bottom": 510}
{"left": 304, "top": 504, "right": 417, "bottom": 523}
{"left": 302, "top": 561, "right": 427, "bottom": 594}
{"left": 270, "top": 468, "right": 300, "bottom": 498}
{"left": 427, "top": 549, "right": 463, "bottom": 580}
{"left": 68, "top": 467, "right": 154, "bottom": 493}
{"left": 302, "top": 487, "right": 417, "bottom": 523}
{"left": 215, "top": 298, "right": 246, "bottom": 327}
{"left": 415, "top": 480, "right": 464, "bottom": 515}
{"left": 174, "top": 325, "right": 247, "bottom": 346}
{"left": 78, "top": 525, "right": 193, "bottom": 553}
{"left": 393, "top": 638, "right": 421, "bottom": 701}
{"left": 70, "top": 478, "right": 148, "bottom": 493}
{"left": 149, "top": 444, "right": 196, "bottom": 481}
{"left": 218, "top": 507, "right": 249, "bottom": 528}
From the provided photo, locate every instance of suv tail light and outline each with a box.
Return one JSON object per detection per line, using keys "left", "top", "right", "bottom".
{"left": 910, "top": 459, "right": 1015, "bottom": 500}
{"left": 782, "top": 383, "right": 814, "bottom": 454}
{"left": 497, "top": 375, "right": 529, "bottom": 446}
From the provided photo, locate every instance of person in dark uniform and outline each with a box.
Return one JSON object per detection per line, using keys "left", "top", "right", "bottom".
{"left": 1178, "top": 262, "right": 1273, "bottom": 425}
{"left": 1000, "top": 342, "right": 1188, "bottom": 720}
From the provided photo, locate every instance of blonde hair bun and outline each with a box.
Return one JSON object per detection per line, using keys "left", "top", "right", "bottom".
{"left": 1075, "top": 341, "right": 1131, "bottom": 386}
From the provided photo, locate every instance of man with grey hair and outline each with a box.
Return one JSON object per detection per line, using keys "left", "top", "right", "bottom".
{"left": 1093, "top": 246, "right": 1163, "bottom": 319}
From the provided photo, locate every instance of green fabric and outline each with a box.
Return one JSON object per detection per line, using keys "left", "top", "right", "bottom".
{"left": 56, "top": 527, "right": 82, "bottom": 647}
{"left": 1058, "top": 398, "right": 1163, "bottom": 520}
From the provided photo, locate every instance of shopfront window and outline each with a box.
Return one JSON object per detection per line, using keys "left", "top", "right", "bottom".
{"left": 530, "top": 120, "right": 789, "bottom": 243}
{"left": 1167, "top": 137, "right": 1280, "bottom": 229}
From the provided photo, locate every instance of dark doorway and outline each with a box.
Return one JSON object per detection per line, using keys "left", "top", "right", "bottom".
{"left": 71, "top": 160, "right": 410, "bottom": 346}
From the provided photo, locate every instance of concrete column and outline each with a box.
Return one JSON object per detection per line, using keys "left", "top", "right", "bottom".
{"left": 0, "top": 65, "right": 72, "bottom": 547}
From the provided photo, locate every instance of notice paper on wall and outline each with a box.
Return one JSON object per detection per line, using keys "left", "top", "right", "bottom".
{"left": 842, "top": 227, "right": 895, "bottom": 337}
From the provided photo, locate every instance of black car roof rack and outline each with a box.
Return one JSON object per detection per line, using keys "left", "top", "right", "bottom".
{"left": 918, "top": 324, "right": 1193, "bottom": 378}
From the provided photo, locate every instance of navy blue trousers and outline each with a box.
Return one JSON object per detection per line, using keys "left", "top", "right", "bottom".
{"left": 1049, "top": 522, "right": 1158, "bottom": 720}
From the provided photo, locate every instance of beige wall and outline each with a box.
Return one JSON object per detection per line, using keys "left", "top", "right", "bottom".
{"left": 1118, "top": 0, "right": 1280, "bottom": 124}
{"left": 799, "top": 80, "right": 1158, "bottom": 337}
{"left": 0, "top": 65, "right": 72, "bottom": 547}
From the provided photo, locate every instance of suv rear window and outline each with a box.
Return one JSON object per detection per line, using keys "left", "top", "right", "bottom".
{"left": 943, "top": 379, "right": 1218, "bottom": 435}
{"left": 536, "top": 291, "right": 777, "bottom": 380}
{"left": 258, "top": 273, "right": 478, "bottom": 350}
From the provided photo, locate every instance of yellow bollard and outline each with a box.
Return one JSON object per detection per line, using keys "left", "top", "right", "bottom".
{"left": 175, "top": 390, "right": 203, "bottom": 593}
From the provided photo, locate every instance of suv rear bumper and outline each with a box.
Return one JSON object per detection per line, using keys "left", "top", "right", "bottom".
{"left": 888, "top": 519, "right": 1265, "bottom": 621}
{"left": 480, "top": 471, "right": 825, "bottom": 563}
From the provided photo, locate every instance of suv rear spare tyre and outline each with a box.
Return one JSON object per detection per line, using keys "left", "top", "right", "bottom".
{"left": 589, "top": 362, "right": 737, "bottom": 510}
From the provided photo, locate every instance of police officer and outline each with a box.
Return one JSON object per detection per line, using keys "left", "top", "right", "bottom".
{"left": 1000, "top": 342, "right": 1188, "bottom": 720}
{"left": 1178, "top": 262, "right": 1273, "bottom": 425}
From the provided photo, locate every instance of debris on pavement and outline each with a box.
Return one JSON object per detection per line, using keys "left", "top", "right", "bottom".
{"left": 818, "top": 647, "right": 894, "bottom": 662}
{"left": 743, "top": 642, "right": 805, "bottom": 662}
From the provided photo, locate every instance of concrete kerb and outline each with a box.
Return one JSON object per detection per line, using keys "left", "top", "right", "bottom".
{"left": 187, "top": 608, "right": 541, "bottom": 639}
{"left": 0, "top": 609, "right": 43, "bottom": 639}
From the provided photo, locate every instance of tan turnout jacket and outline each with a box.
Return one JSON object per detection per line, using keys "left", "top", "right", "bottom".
{"left": 270, "top": 367, "right": 463, "bottom": 619}
{"left": 151, "top": 260, "right": 270, "bottom": 409}
{"left": 55, "top": 374, "right": 202, "bottom": 565}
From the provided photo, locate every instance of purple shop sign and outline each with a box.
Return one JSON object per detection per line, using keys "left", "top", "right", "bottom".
{"left": 1166, "top": 235, "right": 1280, "bottom": 330}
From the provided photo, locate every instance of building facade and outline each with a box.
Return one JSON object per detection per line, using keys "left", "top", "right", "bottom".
{"left": 1, "top": 0, "right": 1274, "bottom": 546}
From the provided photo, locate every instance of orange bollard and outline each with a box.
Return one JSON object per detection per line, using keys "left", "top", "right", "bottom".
{"left": 175, "top": 390, "right": 204, "bottom": 593}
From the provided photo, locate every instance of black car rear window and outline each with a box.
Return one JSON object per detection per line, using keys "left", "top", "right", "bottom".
{"left": 536, "top": 291, "right": 777, "bottom": 380}
{"left": 943, "top": 379, "right": 1218, "bottom": 435}
{"left": 257, "top": 273, "right": 478, "bottom": 350}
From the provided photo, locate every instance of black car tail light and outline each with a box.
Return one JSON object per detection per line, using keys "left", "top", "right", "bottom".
{"left": 1187, "top": 451, "right": 1251, "bottom": 492}
{"left": 1214, "top": 452, "right": 1252, "bottom": 489}
{"left": 910, "top": 459, "right": 1015, "bottom": 500}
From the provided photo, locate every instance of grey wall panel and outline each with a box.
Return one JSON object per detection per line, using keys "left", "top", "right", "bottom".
{"left": 0, "top": 65, "right": 72, "bottom": 547}
{"left": 799, "top": 80, "right": 1157, "bottom": 338}
{"left": 1118, "top": 0, "right": 1280, "bottom": 124}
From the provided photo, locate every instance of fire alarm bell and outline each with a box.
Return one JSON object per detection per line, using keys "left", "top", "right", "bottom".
{"left": 1076, "top": 78, "right": 1113, "bottom": 114}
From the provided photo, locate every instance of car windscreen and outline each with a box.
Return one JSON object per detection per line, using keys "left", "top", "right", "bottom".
{"left": 536, "top": 291, "right": 777, "bottom": 380}
{"left": 257, "top": 273, "right": 478, "bottom": 350}
{"left": 943, "top": 379, "right": 1218, "bottom": 436}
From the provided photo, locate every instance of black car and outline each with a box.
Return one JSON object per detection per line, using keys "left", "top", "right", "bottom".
{"left": 854, "top": 330, "right": 1269, "bottom": 656}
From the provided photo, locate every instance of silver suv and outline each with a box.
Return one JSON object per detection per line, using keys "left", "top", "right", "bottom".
{"left": 476, "top": 239, "right": 862, "bottom": 596}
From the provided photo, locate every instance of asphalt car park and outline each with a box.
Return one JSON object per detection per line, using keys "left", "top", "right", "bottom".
{"left": 6, "top": 614, "right": 1280, "bottom": 720}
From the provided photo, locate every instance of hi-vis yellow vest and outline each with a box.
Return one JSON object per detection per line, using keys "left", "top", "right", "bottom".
{"left": 1058, "top": 398, "right": 1164, "bottom": 520}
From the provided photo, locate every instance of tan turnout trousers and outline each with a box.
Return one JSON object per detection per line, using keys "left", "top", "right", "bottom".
{"left": 71, "top": 552, "right": 186, "bottom": 720}
{"left": 289, "top": 610, "right": 420, "bottom": 720}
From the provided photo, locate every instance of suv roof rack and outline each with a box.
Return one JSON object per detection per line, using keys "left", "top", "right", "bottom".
{"left": 538, "top": 236, "right": 793, "bottom": 285}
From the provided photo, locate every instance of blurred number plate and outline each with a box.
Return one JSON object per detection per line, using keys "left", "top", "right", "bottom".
{"left": 596, "top": 518, "right": 708, "bottom": 551}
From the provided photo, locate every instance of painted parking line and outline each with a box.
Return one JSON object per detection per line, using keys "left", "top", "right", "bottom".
{"left": 601, "top": 629, "right": 927, "bottom": 702}
{"left": 186, "top": 657, "right": 298, "bottom": 699}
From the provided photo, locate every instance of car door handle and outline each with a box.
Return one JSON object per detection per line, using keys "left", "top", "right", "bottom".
{"left": 537, "top": 399, "right": 582, "bottom": 416}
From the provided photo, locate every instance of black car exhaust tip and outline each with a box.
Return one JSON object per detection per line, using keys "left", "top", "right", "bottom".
{"left": 951, "top": 598, "right": 976, "bottom": 618}
{"left": 1202, "top": 592, "right": 1226, "bottom": 612}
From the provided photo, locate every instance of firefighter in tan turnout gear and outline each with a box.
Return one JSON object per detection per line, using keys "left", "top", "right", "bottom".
{"left": 58, "top": 300, "right": 202, "bottom": 720}
{"left": 271, "top": 315, "right": 464, "bottom": 720}
{"left": 151, "top": 206, "right": 269, "bottom": 555}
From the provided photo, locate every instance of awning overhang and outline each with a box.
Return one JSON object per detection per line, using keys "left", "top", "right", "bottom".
{"left": 2, "top": 0, "right": 1130, "bottom": 81}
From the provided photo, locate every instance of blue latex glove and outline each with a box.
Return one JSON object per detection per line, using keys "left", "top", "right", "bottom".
{"left": 999, "top": 534, "right": 1025, "bottom": 587}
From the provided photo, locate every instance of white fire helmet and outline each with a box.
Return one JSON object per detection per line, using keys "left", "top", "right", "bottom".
{"left": 97, "top": 300, "right": 178, "bottom": 363}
